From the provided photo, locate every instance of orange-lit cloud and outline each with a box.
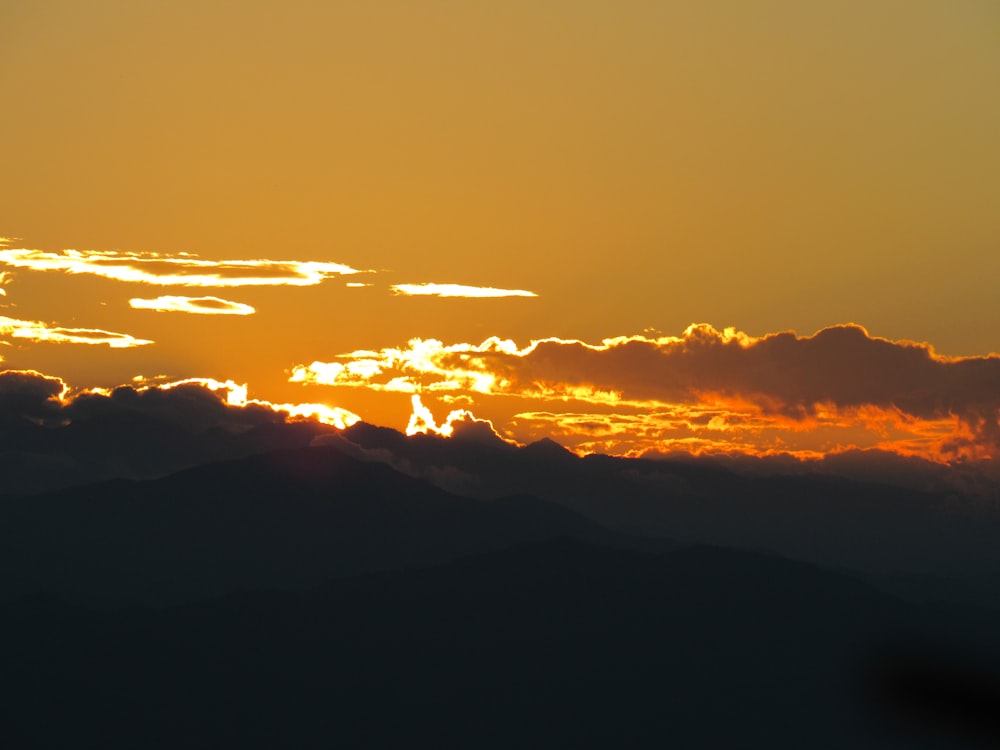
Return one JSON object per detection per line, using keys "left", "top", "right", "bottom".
{"left": 507, "top": 403, "right": 962, "bottom": 461}
{"left": 404, "top": 394, "right": 503, "bottom": 438}
{"left": 0, "top": 315, "right": 153, "bottom": 348}
{"left": 129, "top": 295, "right": 256, "bottom": 315}
{"left": 0, "top": 247, "right": 362, "bottom": 287}
{"left": 290, "top": 324, "right": 1000, "bottom": 461}
{"left": 290, "top": 336, "right": 525, "bottom": 394}
{"left": 149, "top": 377, "right": 361, "bottom": 429}
{"left": 391, "top": 283, "right": 537, "bottom": 298}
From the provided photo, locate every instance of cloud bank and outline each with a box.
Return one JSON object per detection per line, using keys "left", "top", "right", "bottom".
{"left": 290, "top": 324, "right": 1000, "bottom": 460}
{"left": 0, "top": 369, "right": 362, "bottom": 494}
{"left": 0, "top": 370, "right": 360, "bottom": 432}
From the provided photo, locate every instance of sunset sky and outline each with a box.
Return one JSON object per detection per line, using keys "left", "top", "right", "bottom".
{"left": 2, "top": 1, "right": 999, "bottom": 460}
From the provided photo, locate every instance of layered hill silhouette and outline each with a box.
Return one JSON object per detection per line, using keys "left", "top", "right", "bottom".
{"left": 5, "top": 537, "right": 1000, "bottom": 748}
{"left": 4, "top": 429, "right": 1000, "bottom": 746}
{"left": 6, "top": 408, "right": 1000, "bottom": 607}
{"left": 3, "top": 379, "right": 1000, "bottom": 746}
{"left": 326, "top": 423, "right": 1000, "bottom": 601}
{"left": 0, "top": 407, "right": 338, "bottom": 494}
{"left": 0, "top": 445, "right": 659, "bottom": 606}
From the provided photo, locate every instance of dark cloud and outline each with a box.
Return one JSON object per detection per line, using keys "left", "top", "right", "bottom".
{"left": 64, "top": 383, "right": 282, "bottom": 432}
{"left": 0, "top": 369, "right": 67, "bottom": 422}
{"left": 0, "top": 370, "right": 349, "bottom": 493}
{"left": 460, "top": 325, "right": 1000, "bottom": 419}
{"left": 0, "top": 370, "right": 287, "bottom": 435}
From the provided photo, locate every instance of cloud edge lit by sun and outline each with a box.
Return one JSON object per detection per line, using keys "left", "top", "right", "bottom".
{"left": 129, "top": 295, "right": 257, "bottom": 315}
{"left": 391, "top": 283, "right": 538, "bottom": 298}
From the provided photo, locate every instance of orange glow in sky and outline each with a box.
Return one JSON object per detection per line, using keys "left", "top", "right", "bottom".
{"left": 1, "top": 1, "right": 998, "bottom": 467}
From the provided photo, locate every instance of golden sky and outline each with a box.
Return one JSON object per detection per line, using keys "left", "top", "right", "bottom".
{"left": 1, "top": 1, "right": 999, "bottom": 461}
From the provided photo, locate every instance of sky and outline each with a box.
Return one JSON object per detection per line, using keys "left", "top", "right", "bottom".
{"left": 1, "top": 0, "right": 999, "bottom": 461}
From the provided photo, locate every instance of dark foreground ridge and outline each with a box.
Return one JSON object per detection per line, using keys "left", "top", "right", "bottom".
{"left": 4, "top": 443, "right": 1000, "bottom": 747}
{"left": 0, "top": 446, "right": 643, "bottom": 606}
{"left": 5, "top": 537, "right": 1000, "bottom": 748}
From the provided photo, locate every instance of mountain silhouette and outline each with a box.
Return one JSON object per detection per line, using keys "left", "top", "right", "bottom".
{"left": 327, "top": 425, "right": 1000, "bottom": 596}
{"left": 8, "top": 411, "right": 1000, "bottom": 608}
{"left": 4, "top": 431, "right": 1000, "bottom": 746}
{"left": 0, "top": 445, "right": 645, "bottom": 606}
{"left": 4, "top": 537, "right": 999, "bottom": 748}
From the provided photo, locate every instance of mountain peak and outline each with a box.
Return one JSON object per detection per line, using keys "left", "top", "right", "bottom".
{"left": 522, "top": 437, "right": 575, "bottom": 459}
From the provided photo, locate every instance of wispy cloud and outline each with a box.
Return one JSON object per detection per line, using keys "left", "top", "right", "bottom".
{"left": 0, "top": 247, "right": 362, "bottom": 287}
{"left": 129, "top": 295, "right": 256, "bottom": 315}
{"left": 0, "top": 243, "right": 541, "bottom": 306}
{"left": 0, "top": 315, "right": 153, "bottom": 348}
{"left": 391, "top": 283, "right": 537, "bottom": 298}
{"left": 290, "top": 324, "right": 1000, "bottom": 460}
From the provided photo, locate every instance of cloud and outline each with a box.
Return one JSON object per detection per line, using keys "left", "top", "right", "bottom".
{"left": 120, "top": 377, "right": 361, "bottom": 430}
{"left": 0, "top": 370, "right": 360, "bottom": 432}
{"left": 0, "top": 369, "right": 68, "bottom": 422}
{"left": 0, "top": 244, "right": 541, "bottom": 299}
{"left": 391, "top": 283, "right": 537, "bottom": 298}
{"left": 0, "top": 247, "right": 362, "bottom": 287}
{"left": 0, "top": 315, "right": 153, "bottom": 348}
{"left": 405, "top": 394, "right": 503, "bottom": 439}
{"left": 129, "top": 295, "right": 256, "bottom": 315}
{"left": 507, "top": 404, "right": 959, "bottom": 461}
{"left": 290, "top": 324, "right": 1000, "bottom": 460}
{"left": 0, "top": 369, "right": 363, "bottom": 494}
{"left": 289, "top": 336, "right": 525, "bottom": 394}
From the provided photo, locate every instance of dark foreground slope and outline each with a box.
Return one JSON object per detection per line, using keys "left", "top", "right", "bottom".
{"left": 0, "top": 446, "right": 651, "bottom": 606}
{"left": 4, "top": 539, "right": 1000, "bottom": 749}
{"left": 3, "top": 444, "right": 999, "bottom": 747}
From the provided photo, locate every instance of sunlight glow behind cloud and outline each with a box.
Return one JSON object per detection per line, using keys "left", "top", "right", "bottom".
{"left": 0, "top": 369, "right": 361, "bottom": 438}
{"left": 290, "top": 324, "right": 1000, "bottom": 461}
{"left": 406, "top": 394, "right": 480, "bottom": 437}
{"left": 151, "top": 377, "right": 361, "bottom": 429}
